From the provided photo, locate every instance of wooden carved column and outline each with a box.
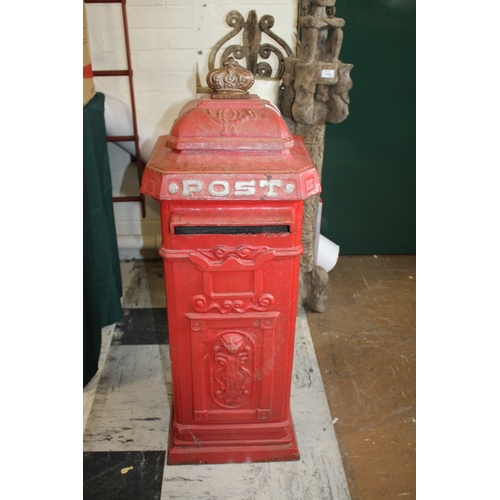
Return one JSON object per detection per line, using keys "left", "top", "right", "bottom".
{"left": 280, "top": 0, "right": 353, "bottom": 312}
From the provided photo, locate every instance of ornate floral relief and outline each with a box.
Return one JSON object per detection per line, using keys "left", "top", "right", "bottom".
{"left": 210, "top": 332, "right": 254, "bottom": 408}
{"left": 205, "top": 107, "right": 259, "bottom": 137}
{"left": 191, "top": 293, "right": 274, "bottom": 314}
{"left": 198, "top": 245, "right": 270, "bottom": 264}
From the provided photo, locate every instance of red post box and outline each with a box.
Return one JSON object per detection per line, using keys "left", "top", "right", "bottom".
{"left": 140, "top": 59, "right": 321, "bottom": 465}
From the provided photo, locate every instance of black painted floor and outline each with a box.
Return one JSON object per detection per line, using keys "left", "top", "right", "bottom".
{"left": 85, "top": 308, "right": 168, "bottom": 499}
{"left": 84, "top": 451, "right": 165, "bottom": 500}
{"left": 113, "top": 308, "right": 168, "bottom": 345}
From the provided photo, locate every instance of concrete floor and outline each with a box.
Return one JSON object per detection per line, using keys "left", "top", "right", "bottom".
{"left": 304, "top": 255, "right": 416, "bottom": 499}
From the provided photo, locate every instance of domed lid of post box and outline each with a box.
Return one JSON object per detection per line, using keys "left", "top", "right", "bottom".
{"left": 140, "top": 58, "right": 321, "bottom": 202}
{"left": 167, "top": 58, "right": 294, "bottom": 151}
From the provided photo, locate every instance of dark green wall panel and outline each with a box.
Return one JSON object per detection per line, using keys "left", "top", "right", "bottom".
{"left": 321, "top": 0, "right": 416, "bottom": 254}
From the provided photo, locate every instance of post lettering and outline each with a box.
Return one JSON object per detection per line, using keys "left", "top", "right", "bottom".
{"left": 259, "top": 179, "right": 283, "bottom": 197}
{"left": 178, "top": 178, "right": 288, "bottom": 197}
{"left": 182, "top": 179, "right": 203, "bottom": 196}
{"left": 208, "top": 180, "right": 230, "bottom": 197}
{"left": 234, "top": 180, "right": 256, "bottom": 196}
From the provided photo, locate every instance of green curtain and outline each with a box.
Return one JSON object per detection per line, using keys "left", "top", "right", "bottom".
{"left": 83, "top": 92, "right": 123, "bottom": 387}
{"left": 321, "top": 0, "right": 416, "bottom": 254}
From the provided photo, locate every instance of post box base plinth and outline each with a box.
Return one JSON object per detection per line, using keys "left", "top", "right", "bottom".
{"left": 167, "top": 441, "right": 300, "bottom": 466}
{"left": 167, "top": 416, "right": 300, "bottom": 466}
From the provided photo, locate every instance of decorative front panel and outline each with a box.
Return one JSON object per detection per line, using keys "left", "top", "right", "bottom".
{"left": 210, "top": 331, "right": 254, "bottom": 408}
{"left": 186, "top": 312, "right": 279, "bottom": 422}
{"left": 186, "top": 245, "right": 275, "bottom": 309}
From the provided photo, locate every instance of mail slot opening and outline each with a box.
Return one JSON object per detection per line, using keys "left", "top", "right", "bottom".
{"left": 174, "top": 225, "right": 290, "bottom": 235}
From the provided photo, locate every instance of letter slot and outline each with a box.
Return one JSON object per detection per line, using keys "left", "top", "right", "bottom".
{"left": 174, "top": 225, "right": 290, "bottom": 235}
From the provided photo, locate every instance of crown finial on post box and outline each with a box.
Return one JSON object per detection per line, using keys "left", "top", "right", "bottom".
{"left": 206, "top": 57, "right": 255, "bottom": 99}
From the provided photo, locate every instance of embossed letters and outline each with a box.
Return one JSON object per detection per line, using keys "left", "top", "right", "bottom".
{"left": 180, "top": 178, "right": 293, "bottom": 198}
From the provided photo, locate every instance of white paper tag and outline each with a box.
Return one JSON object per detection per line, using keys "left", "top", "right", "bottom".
{"left": 321, "top": 69, "right": 335, "bottom": 78}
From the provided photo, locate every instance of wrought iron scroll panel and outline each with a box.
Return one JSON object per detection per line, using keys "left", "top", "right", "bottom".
{"left": 208, "top": 10, "right": 294, "bottom": 80}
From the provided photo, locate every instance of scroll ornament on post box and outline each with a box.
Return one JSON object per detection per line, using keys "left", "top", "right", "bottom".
{"left": 140, "top": 58, "right": 321, "bottom": 465}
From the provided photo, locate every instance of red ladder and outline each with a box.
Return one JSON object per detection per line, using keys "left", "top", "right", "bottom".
{"left": 85, "top": 0, "right": 146, "bottom": 217}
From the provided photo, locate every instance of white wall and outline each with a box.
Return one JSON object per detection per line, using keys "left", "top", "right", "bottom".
{"left": 85, "top": 0, "right": 299, "bottom": 259}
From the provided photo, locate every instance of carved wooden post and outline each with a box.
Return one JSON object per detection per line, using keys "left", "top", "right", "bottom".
{"left": 280, "top": 0, "right": 353, "bottom": 312}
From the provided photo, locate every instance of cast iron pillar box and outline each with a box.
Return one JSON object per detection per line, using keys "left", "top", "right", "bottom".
{"left": 140, "top": 59, "right": 321, "bottom": 465}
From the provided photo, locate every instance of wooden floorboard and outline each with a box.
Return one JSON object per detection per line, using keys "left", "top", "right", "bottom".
{"left": 305, "top": 255, "right": 416, "bottom": 500}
